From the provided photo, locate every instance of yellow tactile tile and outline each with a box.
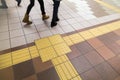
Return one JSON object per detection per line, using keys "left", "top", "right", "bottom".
{"left": 63, "top": 36, "right": 74, "bottom": 46}
{"left": 12, "top": 48, "right": 31, "bottom": 65}
{"left": 54, "top": 43, "right": 71, "bottom": 56}
{"left": 79, "top": 31, "right": 94, "bottom": 40}
{"left": 52, "top": 55, "right": 81, "bottom": 80}
{"left": 106, "top": 22, "right": 120, "bottom": 31}
{"left": 55, "top": 65, "right": 67, "bottom": 80}
{"left": 13, "top": 56, "right": 31, "bottom": 65}
{"left": 48, "top": 34, "right": 64, "bottom": 45}
{"left": 35, "top": 38, "right": 51, "bottom": 49}
{"left": 98, "top": 26, "right": 111, "bottom": 34}
{"left": 53, "top": 57, "right": 62, "bottom": 65}
{"left": 88, "top": 28, "right": 103, "bottom": 37}
{"left": 39, "top": 46, "right": 57, "bottom": 62}
{"left": 69, "top": 33, "right": 84, "bottom": 44}
{"left": 0, "top": 53, "right": 12, "bottom": 69}
{"left": 29, "top": 46, "right": 39, "bottom": 58}
{"left": 77, "top": 76, "right": 82, "bottom": 80}
{"left": 60, "top": 55, "right": 68, "bottom": 62}
{"left": 1, "top": 20, "right": 120, "bottom": 80}
{"left": 61, "top": 63, "right": 72, "bottom": 79}
{"left": 65, "top": 62, "right": 76, "bottom": 78}
{"left": 0, "top": 53, "right": 11, "bottom": 60}
{"left": 52, "top": 55, "right": 69, "bottom": 66}
{"left": 0, "top": 62, "right": 12, "bottom": 70}
{"left": 52, "top": 58, "right": 60, "bottom": 66}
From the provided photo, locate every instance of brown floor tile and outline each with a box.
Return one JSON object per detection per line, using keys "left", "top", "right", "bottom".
{"left": 106, "top": 43, "right": 120, "bottom": 55}
{"left": 32, "top": 57, "right": 53, "bottom": 73}
{"left": 98, "top": 32, "right": 120, "bottom": 45}
{"left": 67, "top": 45, "right": 82, "bottom": 59}
{"left": 87, "top": 38, "right": 104, "bottom": 49}
{"left": 0, "top": 67, "right": 14, "bottom": 80}
{"left": 85, "top": 50, "right": 104, "bottom": 66}
{"left": 71, "top": 56, "right": 92, "bottom": 74}
{"left": 13, "top": 60, "right": 35, "bottom": 80}
{"left": 114, "top": 76, "right": 120, "bottom": 80}
{"left": 116, "top": 40, "right": 120, "bottom": 45}
{"left": 96, "top": 46, "right": 115, "bottom": 60}
{"left": 22, "top": 75, "right": 37, "bottom": 80}
{"left": 37, "top": 67, "right": 60, "bottom": 80}
{"left": 108, "top": 56, "right": 120, "bottom": 74}
{"left": 76, "top": 41, "right": 94, "bottom": 55}
{"left": 114, "top": 29, "right": 120, "bottom": 36}
{"left": 95, "top": 62, "right": 119, "bottom": 80}
{"left": 81, "top": 68, "right": 103, "bottom": 80}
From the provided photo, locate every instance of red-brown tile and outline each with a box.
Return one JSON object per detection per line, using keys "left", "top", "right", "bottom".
{"left": 13, "top": 60, "right": 35, "bottom": 80}
{"left": 32, "top": 57, "right": 53, "bottom": 73}
{"left": 67, "top": 45, "right": 82, "bottom": 59}
{"left": 87, "top": 38, "right": 104, "bottom": 49}
{"left": 71, "top": 56, "right": 92, "bottom": 74}
{"left": 76, "top": 41, "right": 94, "bottom": 55}
{"left": 22, "top": 75, "right": 37, "bottom": 80}
{"left": 106, "top": 43, "right": 120, "bottom": 55}
{"left": 98, "top": 32, "right": 120, "bottom": 45}
{"left": 37, "top": 67, "right": 60, "bottom": 80}
{"left": 114, "top": 29, "right": 120, "bottom": 36}
{"left": 116, "top": 40, "right": 120, "bottom": 45}
{"left": 114, "top": 76, "right": 120, "bottom": 80}
{"left": 108, "top": 56, "right": 120, "bottom": 74}
{"left": 85, "top": 50, "right": 104, "bottom": 66}
{"left": 96, "top": 46, "right": 115, "bottom": 60}
{"left": 95, "top": 62, "right": 119, "bottom": 80}
{"left": 0, "top": 67, "right": 14, "bottom": 80}
{"left": 81, "top": 68, "right": 103, "bottom": 80}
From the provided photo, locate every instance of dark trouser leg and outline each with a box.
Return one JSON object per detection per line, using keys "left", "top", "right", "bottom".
{"left": 16, "top": 0, "right": 21, "bottom": 6}
{"left": 37, "top": 0, "right": 45, "bottom": 15}
{"left": 22, "top": 0, "right": 34, "bottom": 24}
{"left": 26, "top": 0, "right": 35, "bottom": 15}
{"left": 52, "top": 1, "right": 60, "bottom": 23}
{"left": 1, "top": 0, "right": 8, "bottom": 8}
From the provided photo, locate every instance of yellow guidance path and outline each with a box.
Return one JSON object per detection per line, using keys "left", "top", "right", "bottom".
{"left": 0, "top": 20, "right": 120, "bottom": 80}
{"left": 35, "top": 35, "right": 82, "bottom": 80}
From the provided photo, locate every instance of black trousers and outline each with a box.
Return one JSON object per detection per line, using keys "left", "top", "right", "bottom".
{"left": 16, "top": 0, "right": 21, "bottom": 6}
{"left": 52, "top": 0, "right": 60, "bottom": 22}
{"left": 26, "top": 0, "right": 45, "bottom": 15}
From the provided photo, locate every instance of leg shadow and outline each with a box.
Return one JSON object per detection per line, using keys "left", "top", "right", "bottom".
{"left": 0, "top": 0, "right": 8, "bottom": 9}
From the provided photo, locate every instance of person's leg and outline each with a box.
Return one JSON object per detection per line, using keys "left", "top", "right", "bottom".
{"left": 16, "top": 0, "right": 21, "bottom": 6}
{"left": 51, "top": 1, "right": 60, "bottom": 27}
{"left": 26, "top": 0, "right": 34, "bottom": 15}
{"left": 37, "top": 0, "right": 49, "bottom": 20}
{"left": 22, "top": 0, "right": 35, "bottom": 24}
{"left": 1, "top": 0, "right": 8, "bottom": 8}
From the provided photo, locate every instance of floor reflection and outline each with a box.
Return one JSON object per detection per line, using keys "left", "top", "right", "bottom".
{"left": 0, "top": 0, "right": 8, "bottom": 9}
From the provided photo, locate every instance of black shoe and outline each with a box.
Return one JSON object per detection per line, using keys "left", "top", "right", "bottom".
{"left": 51, "top": 22, "right": 57, "bottom": 27}
{"left": 16, "top": 0, "right": 21, "bottom": 7}
{"left": 56, "top": 18, "right": 59, "bottom": 21}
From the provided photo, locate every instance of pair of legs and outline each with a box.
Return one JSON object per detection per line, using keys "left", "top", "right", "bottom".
{"left": 51, "top": 0, "right": 60, "bottom": 27}
{"left": 23, "top": 0, "right": 49, "bottom": 24}
{"left": 16, "top": 0, "right": 21, "bottom": 7}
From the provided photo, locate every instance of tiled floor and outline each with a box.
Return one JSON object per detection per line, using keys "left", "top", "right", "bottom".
{"left": 0, "top": 0, "right": 120, "bottom": 80}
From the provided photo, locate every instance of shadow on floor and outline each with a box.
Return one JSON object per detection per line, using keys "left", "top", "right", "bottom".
{"left": 0, "top": 0, "right": 8, "bottom": 9}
